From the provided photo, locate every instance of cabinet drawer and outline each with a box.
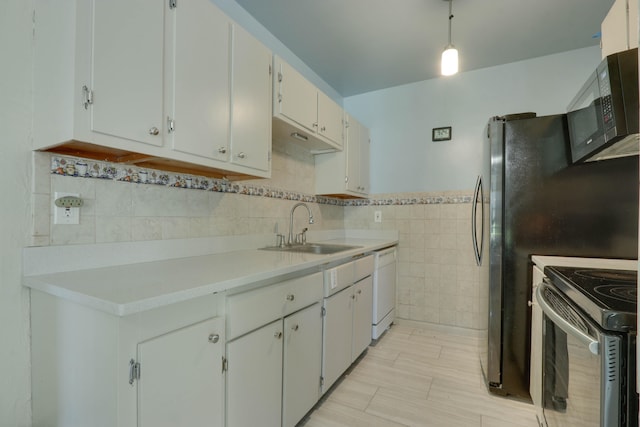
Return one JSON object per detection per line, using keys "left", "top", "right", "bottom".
{"left": 227, "top": 272, "right": 323, "bottom": 340}
{"left": 323, "top": 261, "right": 354, "bottom": 297}
{"left": 354, "top": 255, "right": 374, "bottom": 282}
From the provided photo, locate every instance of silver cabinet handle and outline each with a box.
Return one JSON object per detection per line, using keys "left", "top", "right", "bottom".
{"left": 286, "top": 294, "right": 295, "bottom": 301}
{"left": 148, "top": 127, "right": 160, "bottom": 136}
{"left": 274, "top": 331, "right": 283, "bottom": 339}
{"left": 237, "top": 152, "right": 246, "bottom": 159}
{"left": 208, "top": 334, "right": 220, "bottom": 344}
{"left": 218, "top": 147, "right": 227, "bottom": 154}
{"left": 292, "top": 324, "right": 299, "bottom": 331}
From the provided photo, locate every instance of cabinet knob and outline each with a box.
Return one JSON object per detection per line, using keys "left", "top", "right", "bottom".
{"left": 208, "top": 333, "right": 220, "bottom": 344}
{"left": 292, "top": 324, "right": 299, "bottom": 331}
{"left": 286, "top": 294, "right": 295, "bottom": 301}
{"left": 148, "top": 127, "right": 160, "bottom": 136}
{"left": 274, "top": 331, "right": 283, "bottom": 339}
{"left": 351, "top": 294, "right": 356, "bottom": 300}
{"left": 321, "top": 126, "right": 326, "bottom": 132}
{"left": 357, "top": 289, "right": 362, "bottom": 295}
{"left": 218, "top": 147, "right": 227, "bottom": 154}
{"left": 237, "top": 152, "right": 246, "bottom": 159}
{"left": 313, "top": 122, "right": 318, "bottom": 128}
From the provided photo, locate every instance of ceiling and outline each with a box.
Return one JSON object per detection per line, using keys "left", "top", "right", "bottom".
{"left": 234, "top": 0, "right": 615, "bottom": 97}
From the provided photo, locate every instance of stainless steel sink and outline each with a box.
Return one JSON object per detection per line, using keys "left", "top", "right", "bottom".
{"left": 260, "top": 243, "right": 362, "bottom": 255}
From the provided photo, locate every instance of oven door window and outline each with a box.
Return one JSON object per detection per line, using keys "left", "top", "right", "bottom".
{"left": 542, "top": 314, "right": 602, "bottom": 427}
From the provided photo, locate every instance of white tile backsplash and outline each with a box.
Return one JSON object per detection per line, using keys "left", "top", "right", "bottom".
{"left": 33, "top": 148, "right": 484, "bottom": 330}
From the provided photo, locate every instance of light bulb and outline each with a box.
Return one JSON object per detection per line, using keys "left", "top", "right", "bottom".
{"left": 441, "top": 46, "right": 458, "bottom": 76}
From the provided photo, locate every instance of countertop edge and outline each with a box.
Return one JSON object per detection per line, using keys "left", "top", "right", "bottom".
{"left": 24, "top": 237, "right": 398, "bottom": 317}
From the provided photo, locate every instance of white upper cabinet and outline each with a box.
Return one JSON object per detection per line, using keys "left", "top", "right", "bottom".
{"left": 601, "top": 0, "right": 639, "bottom": 58}
{"left": 91, "top": 0, "right": 165, "bottom": 146}
{"left": 230, "top": 23, "right": 272, "bottom": 173}
{"left": 317, "top": 91, "right": 344, "bottom": 146}
{"left": 33, "top": 0, "right": 271, "bottom": 179}
{"left": 169, "top": 0, "right": 231, "bottom": 161}
{"left": 273, "top": 55, "right": 344, "bottom": 152}
{"left": 315, "top": 113, "right": 370, "bottom": 198}
{"left": 275, "top": 58, "right": 319, "bottom": 134}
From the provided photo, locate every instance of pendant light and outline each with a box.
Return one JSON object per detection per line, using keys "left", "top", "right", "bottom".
{"left": 441, "top": 0, "right": 458, "bottom": 76}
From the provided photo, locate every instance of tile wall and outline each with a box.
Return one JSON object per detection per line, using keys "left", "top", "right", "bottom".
{"left": 30, "top": 142, "right": 484, "bottom": 330}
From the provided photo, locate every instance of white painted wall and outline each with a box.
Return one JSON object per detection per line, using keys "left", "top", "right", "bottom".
{"left": 1, "top": 0, "right": 34, "bottom": 426}
{"left": 344, "top": 46, "right": 602, "bottom": 194}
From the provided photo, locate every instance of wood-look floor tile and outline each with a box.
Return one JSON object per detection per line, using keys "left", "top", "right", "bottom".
{"left": 325, "top": 377, "right": 378, "bottom": 411}
{"left": 365, "top": 387, "right": 481, "bottom": 427}
{"left": 304, "top": 321, "right": 538, "bottom": 427}
{"left": 303, "top": 400, "right": 407, "bottom": 427}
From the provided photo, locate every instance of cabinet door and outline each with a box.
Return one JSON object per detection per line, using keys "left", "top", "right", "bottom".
{"left": 345, "top": 116, "right": 360, "bottom": 193}
{"left": 137, "top": 317, "right": 224, "bottom": 427}
{"left": 358, "top": 124, "right": 370, "bottom": 195}
{"left": 283, "top": 303, "right": 322, "bottom": 427}
{"left": 322, "top": 287, "right": 354, "bottom": 394}
{"left": 276, "top": 58, "right": 318, "bottom": 133}
{"left": 170, "top": 0, "right": 230, "bottom": 160}
{"left": 352, "top": 276, "right": 373, "bottom": 361}
{"left": 227, "top": 320, "right": 283, "bottom": 427}
{"left": 230, "top": 24, "right": 271, "bottom": 172}
{"left": 317, "top": 91, "right": 343, "bottom": 147}
{"left": 530, "top": 266, "right": 544, "bottom": 412}
{"left": 91, "top": 0, "right": 165, "bottom": 146}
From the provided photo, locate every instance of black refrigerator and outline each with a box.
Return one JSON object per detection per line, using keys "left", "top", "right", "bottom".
{"left": 475, "top": 113, "right": 638, "bottom": 400}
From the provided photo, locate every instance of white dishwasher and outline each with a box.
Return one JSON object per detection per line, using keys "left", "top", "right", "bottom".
{"left": 372, "top": 246, "right": 397, "bottom": 339}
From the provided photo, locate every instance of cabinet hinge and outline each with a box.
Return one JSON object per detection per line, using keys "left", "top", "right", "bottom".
{"left": 167, "top": 116, "right": 175, "bottom": 133}
{"left": 222, "top": 356, "right": 228, "bottom": 373}
{"left": 82, "top": 85, "right": 93, "bottom": 110}
{"left": 169, "top": 0, "right": 177, "bottom": 9}
{"left": 320, "top": 376, "right": 324, "bottom": 387}
{"left": 129, "top": 359, "right": 141, "bottom": 385}
{"left": 278, "top": 71, "right": 283, "bottom": 83}
{"left": 321, "top": 306, "right": 326, "bottom": 317}
{"left": 269, "top": 64, "right": 272, "bottom": 75}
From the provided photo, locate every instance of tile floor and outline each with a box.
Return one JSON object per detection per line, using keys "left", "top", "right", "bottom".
{"left": 302, "top": 320, "right": 540, "bottom": 427}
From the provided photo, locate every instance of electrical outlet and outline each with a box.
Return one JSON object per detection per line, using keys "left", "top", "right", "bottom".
{"left": 374, "top": 210, "right": 382, "bottom": 223}
{"left": 54, "top": 192, "right": 80, "bottom": 225}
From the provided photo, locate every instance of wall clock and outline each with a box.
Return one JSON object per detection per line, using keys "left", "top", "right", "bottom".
{"left": 432, "top": 126, "right": 452, "bottom": 141}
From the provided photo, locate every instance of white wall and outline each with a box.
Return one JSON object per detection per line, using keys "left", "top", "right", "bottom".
{"left": 1, "top": 0, "right": 34, "bottom": 425}
{"left": 344, "top": 46, "right": 602, "bottom": 194}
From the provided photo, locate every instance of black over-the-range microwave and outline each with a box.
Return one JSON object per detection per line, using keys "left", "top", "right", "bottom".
{"left": 566, "top": 47, "right": 639, "bottom": 163}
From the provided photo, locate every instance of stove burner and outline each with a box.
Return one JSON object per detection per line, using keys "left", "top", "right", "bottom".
{"left": 574, "top": 269, "right": 637, "bottom": 283}
{"left": 592, "top": 285, "right": 638, "bottom": 304}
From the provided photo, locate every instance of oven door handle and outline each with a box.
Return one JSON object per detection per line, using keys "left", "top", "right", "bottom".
{"left": 536, "top": 284, "right": 599, "bottom": 355}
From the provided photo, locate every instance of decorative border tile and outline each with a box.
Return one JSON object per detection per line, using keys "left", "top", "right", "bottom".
{"left": 50, "top": 155, "right": 472, "bottom": 206}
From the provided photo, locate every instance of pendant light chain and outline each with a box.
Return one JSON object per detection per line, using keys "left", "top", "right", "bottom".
{"left": 448, "top": 0, "right": 453, "bottom": 47}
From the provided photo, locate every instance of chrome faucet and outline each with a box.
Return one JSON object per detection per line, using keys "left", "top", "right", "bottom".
{"left": 288, "top": 203, "right": 314, "bottom": 245}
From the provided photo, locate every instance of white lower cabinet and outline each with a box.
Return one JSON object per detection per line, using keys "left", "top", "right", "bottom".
{"left": 530, "top": 265, "right": 544, "bottom": 424}
{"left": 225, "top": 272, "right": 324, "bottom": 427}
{"left": 322, "top": 256, "right": 374, "bottom": 394}
{"left": 137, "top": 317, "right": 225, "bottom": 427}
{"left": 30, "top": 291, "right": 224, "bottom": 427}
{"left": 322, "top": 286, "right": 355, "bottom": 392}
{"left": 283, "top": 303, "right": 323, "bottom": 427}
{"left": 226, "top": 320, "right": 283, "bottom": 427}
{"left": 352, "top": 276, "right": 374, "bottom": 360}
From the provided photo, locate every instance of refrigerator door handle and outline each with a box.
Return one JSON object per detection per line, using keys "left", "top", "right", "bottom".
{"left": 471, "top": 175, "right": 484, "bottom": 266}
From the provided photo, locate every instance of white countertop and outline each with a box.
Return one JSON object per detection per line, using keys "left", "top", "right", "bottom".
{"left": 23, "top": 231, "right": 398, "bottom": 316}
{"left": 532, "top": 255, "right": 638, "bottom": 271}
